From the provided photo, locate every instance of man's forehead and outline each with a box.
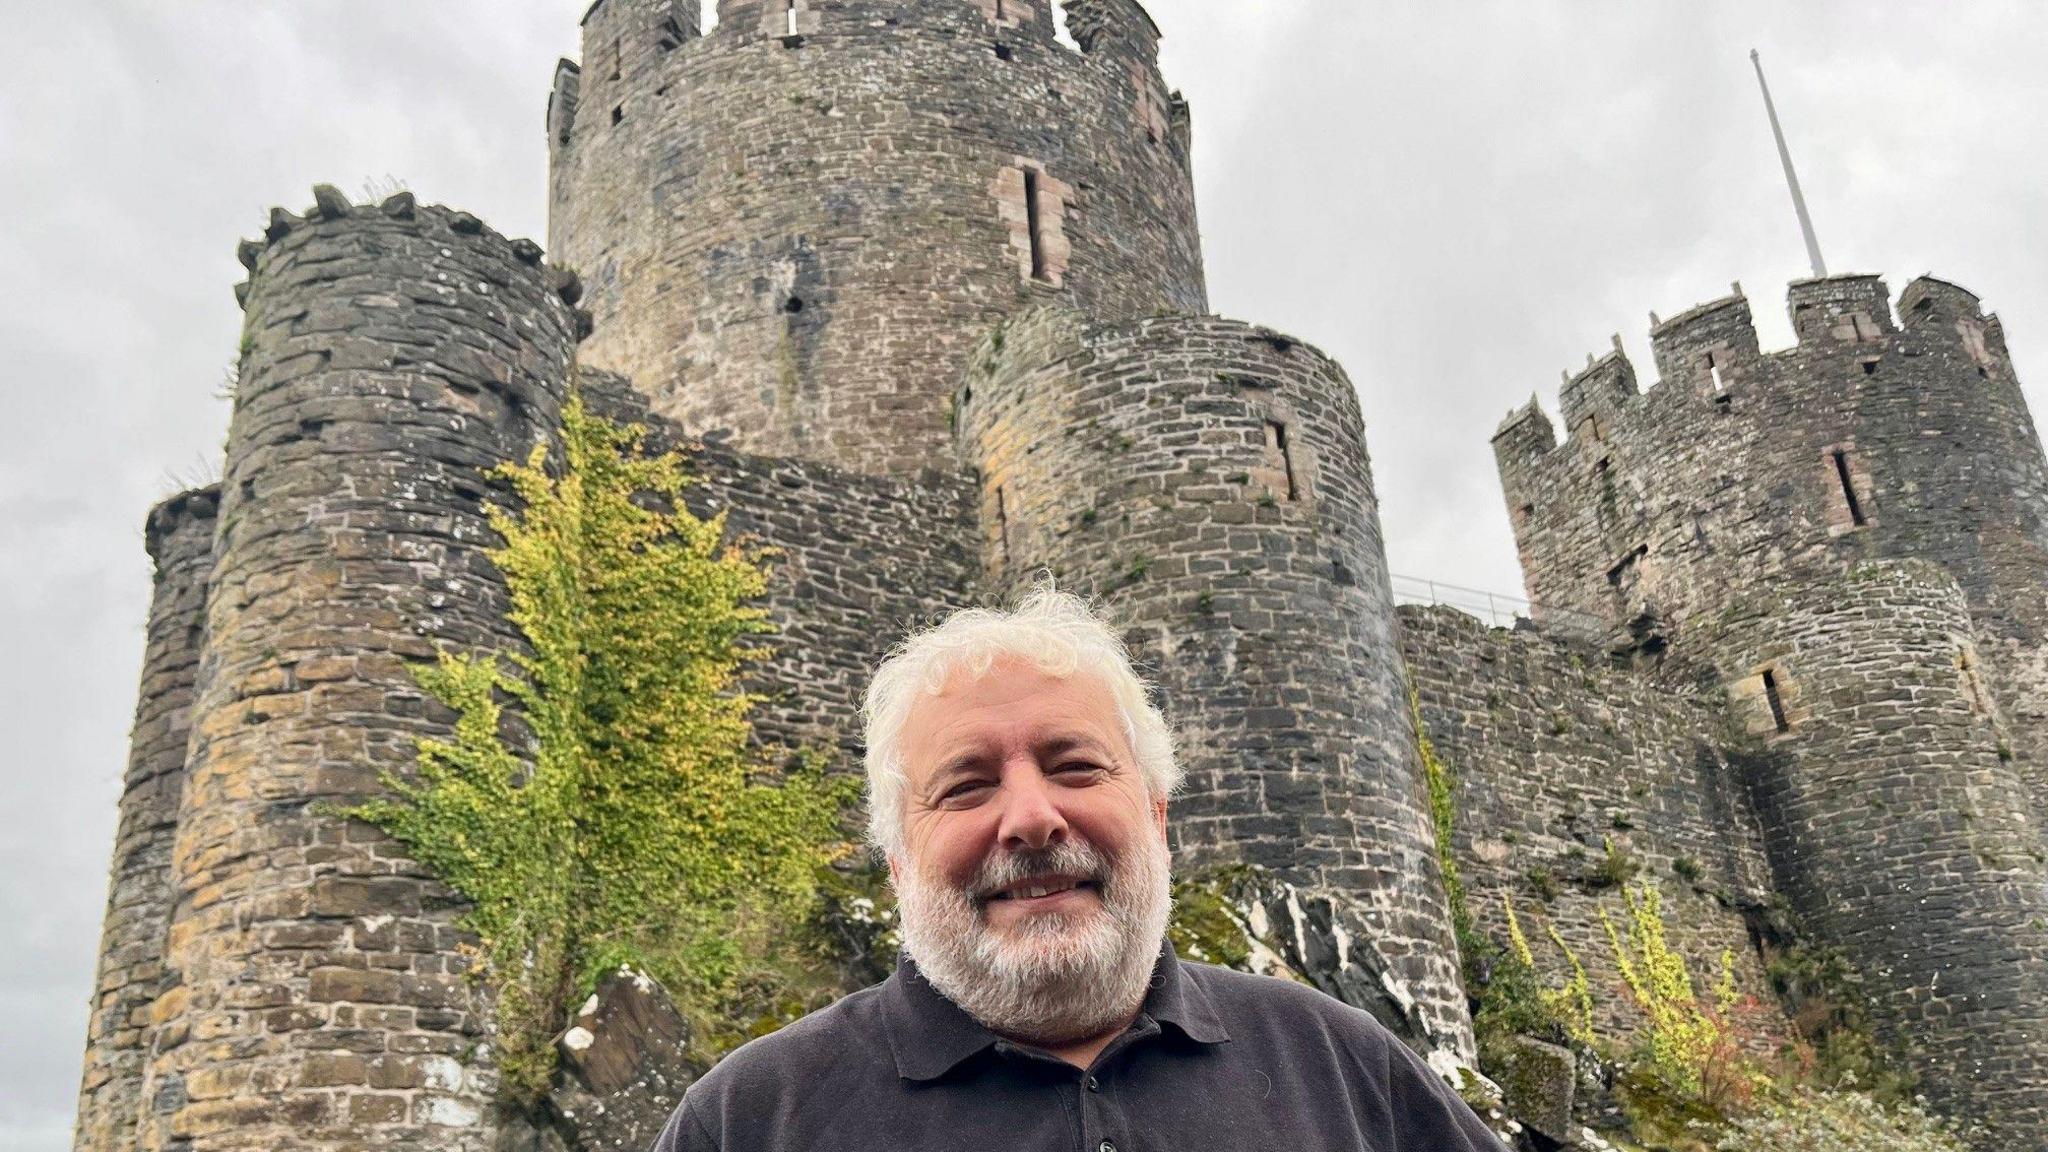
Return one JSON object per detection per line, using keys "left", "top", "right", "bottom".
{"left": 902, "top": 661, "right": 1124, "bottom": 753}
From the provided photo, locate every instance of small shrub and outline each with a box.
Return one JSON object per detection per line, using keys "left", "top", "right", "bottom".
{"left": 1600, "top": 881, "right": 1746, "bottom": 1106}
{"left": 1714, "top": 1085, "right": 1974, "bottom": 1152}
{"left": 1592, "top": 836, "right": 1639, "bottom": 889}
{"left": 348, "top": 394, "right": 856, "bottom": 1104}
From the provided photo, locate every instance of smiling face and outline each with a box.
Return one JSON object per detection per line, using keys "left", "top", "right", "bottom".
{"left": 888, "top": 658, "right": 1173, "bottom": 1044}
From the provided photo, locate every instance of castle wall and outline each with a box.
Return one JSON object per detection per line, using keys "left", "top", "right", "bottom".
{"left": 74, "top": 488, "right": 219, "bottom": 1152}
{"left": 1700, "top": 562, "right": 2048, "bottom": 1145}
{"left": 137, "top": 191, "right": 577, "bottom": 1151}
{"left": 549, "top": 0, "right": 1205, "bottom": 477}
{"left": 579, "top": 371, "right": 979, "bottom": 766}
{"left": 1399, "top": 605, "right": 1779, "bottom": 1042}
{"left": 957, "top": 306, "right": 1472, "bottom": 1057}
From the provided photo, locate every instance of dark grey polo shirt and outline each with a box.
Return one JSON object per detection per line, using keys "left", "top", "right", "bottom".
{"left": 651, "top": 948, "right": 1502, "bottom": 1151}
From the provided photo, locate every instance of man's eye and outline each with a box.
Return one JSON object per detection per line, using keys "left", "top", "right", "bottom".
{"left": 940, "top": 780, "right": 992, "bottom": 802}
{"left": 1053, "top": 762, "right": 1105, "bottom": 777}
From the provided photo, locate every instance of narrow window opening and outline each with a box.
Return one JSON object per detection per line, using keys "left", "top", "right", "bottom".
{"left": 994, "top": 41, "right": 1014, "bottom": 60}
{"left": 995, "top": 486, "right": 1011, "bottom": 563}
{"left": 1267, "top": 420, "right": 1298, "bottom": 501}
{"left": 1023, "top": 169, "right": 1049, "bottom": 282}
{"left": 611, "top": 104, "right": 624, "bottom": 125}
{"left": 784, "top": 296, "right": 805, "bottom": 314}
{"left": 1832, "top": 450, "right": 1868, "bottom": 527}
{"left": 1517, "top": 502, "right": 1535, "bottom": 527}
{"left": 787, "top": 0, "right": 800, "bottom": 36}
{"left": 606, "top": 39, "right": 622, "bottom": 81}
{"left": 659, "top": 15, "right": 686, "bottom": 50}
{"left": 1862, "top": 359, "right": 1879, "bottom": 376}
{"left": 1706, "top": 350, "right": 1724, "bottom": 393}
{"left": 1960, "top": 650, "right": 1993, "bottom": 716}
{"left": 1762, "top": 669, "right": 1791, "bottom": 733}
{"left": 995, "top": 0, "right": 1007, "bottom": 18}
{"left": 1979, "top": 365, "right": 1990, "bottom": 379}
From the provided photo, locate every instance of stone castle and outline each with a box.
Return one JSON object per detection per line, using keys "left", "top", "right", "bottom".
{"left": 70, "top": 0, "right": 2048, "bottom": 1148}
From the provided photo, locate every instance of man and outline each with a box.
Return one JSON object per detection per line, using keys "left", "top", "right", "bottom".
{"left": 653, "top": 586, "right": 1502, "bottom": 1151}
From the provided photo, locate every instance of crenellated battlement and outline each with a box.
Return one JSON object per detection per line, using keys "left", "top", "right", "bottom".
{"left": 1900, "top": 274, "right": 1985, "bottom": 328}
{"left": 1786, "top": 272, "right": 1895, "bottom": 343}
{"left": 1494, "top": 271, "right": 2043, "bottom": 652}
{"left": 1556, "top": 340, "right": 1637, "bottom": 441}
{"left": 1649, "top": 287, "right": 1759, "bottom": 395}
{"left": 233, "top": 184, "right": 589, "bottom": 337}
{"left": 1494, "top": 274, "right": 2013, "bottom": 464}
{"left": 1065, "top": 0, "right": 1162, "bottom": 61}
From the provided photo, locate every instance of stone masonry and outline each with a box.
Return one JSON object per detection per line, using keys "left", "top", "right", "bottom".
{"left": 1399, "top": 604, "right": 1780, "bottom": 1043}
{"left": 73, "top": 1, "right": 2048, "bottom": 1147}
{"left": 1700, "top": 562, "right": 2048, "bottom": 1143}
{"left": 133, "top": 195, "right": 579, "bottom": 1151}
{"left": 550, "top": 0, "right": 1203, "bottom": 479}
{"left": 74, "top": 490, "right": 219, "bottom": 1152}
{"left": 958, "top": 306, "right": 1471, "bottom": 1055}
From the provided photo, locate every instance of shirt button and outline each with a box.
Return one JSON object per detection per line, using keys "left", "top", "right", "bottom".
{"left": 1086, "top": 1075, "right": 1101, "bottom": 1092}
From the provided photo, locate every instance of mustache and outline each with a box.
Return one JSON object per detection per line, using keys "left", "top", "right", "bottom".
{"left": 969, "top": 841, "right": 1110, "bottom": 905}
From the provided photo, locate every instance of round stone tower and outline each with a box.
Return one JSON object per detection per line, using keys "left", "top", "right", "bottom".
{"left": 1702, "top": 561, "right": 2048, "bottom": 1145}
{"left": 1494, "top": 274, "right": 2048, "bottom": 818}
{"left": 548, "top": 0, "right": 1205, "bottom": 477}
{"left": 956, "top": 306, "right": 1473, "bottom": 1057}
{"left": 1493, "top": 277, "right": 2048, "bottom": 1142}
{"left": 74, "top": 487, "right": 217, "bottom": 1152}
{"left": 137, "top": 190, "right": 576, "bottom": 1152}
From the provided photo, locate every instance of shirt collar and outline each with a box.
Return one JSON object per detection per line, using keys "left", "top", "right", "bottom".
{"left": 883, "top": 941, "right": 1231, "bottom": 1082}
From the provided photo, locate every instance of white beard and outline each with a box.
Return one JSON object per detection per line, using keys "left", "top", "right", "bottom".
{"left": 894, "top": 832, "right": 1173, "bottom": 1047}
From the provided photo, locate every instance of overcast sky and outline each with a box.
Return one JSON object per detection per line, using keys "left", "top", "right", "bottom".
{"left": 5, "top": 2, "right": 2046, "bottom": 1147}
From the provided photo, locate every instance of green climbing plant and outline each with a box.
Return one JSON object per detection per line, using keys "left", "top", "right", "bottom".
{"left": 348, "top": 393, "right": 856, "bottom": 1106}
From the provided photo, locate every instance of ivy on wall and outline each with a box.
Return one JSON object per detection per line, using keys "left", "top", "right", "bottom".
{"left": 349, "top": 393, "right": 856, "bottom": 1105}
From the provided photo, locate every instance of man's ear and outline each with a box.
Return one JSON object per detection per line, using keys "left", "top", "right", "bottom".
{"left": 1152, "top": 798, "right": 1168, "bottom": 839}
{"left": 887, "top": 854, "right": 904, "bottom": 885}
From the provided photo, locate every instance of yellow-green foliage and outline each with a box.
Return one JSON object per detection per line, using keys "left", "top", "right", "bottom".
{"left": 1412, "top": 687, "right": 1466, "bottom": 930}
{"left": 1601, "top": 881, "right": 1737, "bottom": 1097}
{"left": 1547, "top": 922, "right": 1598, "bottom": 1049}
{"left": 1504, "top": 897, "right": 1599, "bottom": 1050}
{"left": 1412, "top": 688, "right": 1577, "bottom": 1057}
{"left": 349, "top": 394, "right": 855, "bottom": 1105}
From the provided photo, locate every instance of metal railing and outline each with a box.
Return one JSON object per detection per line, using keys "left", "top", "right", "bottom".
{"left": 1388, "top": 573, "right": 1608, "bottom": 640}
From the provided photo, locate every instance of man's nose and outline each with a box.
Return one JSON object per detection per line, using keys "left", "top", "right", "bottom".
{"left": 994, "top": 766, "right": 1069, "bottom": 851}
